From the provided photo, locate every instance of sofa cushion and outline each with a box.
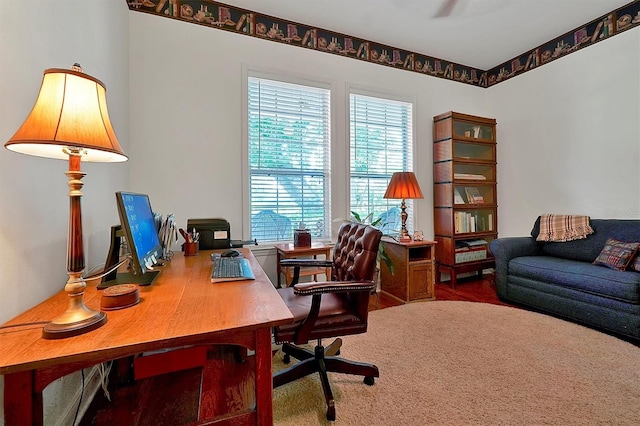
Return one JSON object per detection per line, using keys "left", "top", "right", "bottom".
{"left": 592, "top": 238, "right": 639, "bottom": 271}
{"left": 509, "top": 255, "right": 640, "bottom": 304}
{"left": 531, "top": 217, "right": 640, "bottom": 263}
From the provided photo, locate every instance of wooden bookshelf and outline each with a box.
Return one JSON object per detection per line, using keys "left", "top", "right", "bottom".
{"left": 433, "top": 111, "right": 497, "bottom": 288}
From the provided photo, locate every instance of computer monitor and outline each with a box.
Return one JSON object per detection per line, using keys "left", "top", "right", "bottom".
{"left": 99, "top": 192, "right": 163, "bottom": 289}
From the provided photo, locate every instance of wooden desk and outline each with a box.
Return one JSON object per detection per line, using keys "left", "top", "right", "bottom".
{"left": 274, "top": 242, "right": 332, "bottom": 287}
{"left": 0, "top": 249, "right": 293, "bottom": 425}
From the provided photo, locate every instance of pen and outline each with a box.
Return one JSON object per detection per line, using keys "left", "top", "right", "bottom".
{"left": 179, "top": 228, "right": 190, "bottom": 242}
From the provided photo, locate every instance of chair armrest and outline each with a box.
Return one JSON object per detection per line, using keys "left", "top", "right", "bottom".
{"left": 293, "top": 280, "right": 375, "bottom": 296}
{"left": 280, "top": 259, "right": 333, "bottom": 268}
{"left": 280, "top": 259, "right": 334, "bottom": 286}
{"left": 489, "top": 237, "right": 541, "bottom": 297}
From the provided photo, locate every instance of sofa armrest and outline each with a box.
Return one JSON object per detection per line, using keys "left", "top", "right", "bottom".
{"left": 489, "top": 237, "right": 541, "bottom": 297}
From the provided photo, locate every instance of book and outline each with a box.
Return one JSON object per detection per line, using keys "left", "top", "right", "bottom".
{"left": 465, "top": 239, "right": 488, "bottom": 247}
{"left": 464, "top": 187, "right": 484, "bottom": 204}
{"left": 454, "top": 173, "right": 486, "bottom": 180}
{"left": 454, "top": 188, "right": 465, "bottom": 204}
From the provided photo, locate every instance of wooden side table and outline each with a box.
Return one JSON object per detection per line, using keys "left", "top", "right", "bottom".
{"left": 379, "top": 238, "right": 436, "bottom": 303}
{"left": 274, "top": 242, "right": 332, "bottom": 287}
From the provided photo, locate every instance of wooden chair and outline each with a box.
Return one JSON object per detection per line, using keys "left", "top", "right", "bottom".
{"left": 273, "top": 222, "right": 382, "bottom": 421}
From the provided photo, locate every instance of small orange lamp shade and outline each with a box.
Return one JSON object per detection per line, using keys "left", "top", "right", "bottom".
{"left": 383, "top": 172, "right": 424, "bottom": 200}
{"left": 384, "top": 172, "right": 423, "bottom": 241}
{"left": 4, "top": 66, "right": 127, "bottom": 162}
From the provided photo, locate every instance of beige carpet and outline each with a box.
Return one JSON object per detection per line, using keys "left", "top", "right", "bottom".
{"left": 273, "top": 301, "right": 640, "bottom": 425}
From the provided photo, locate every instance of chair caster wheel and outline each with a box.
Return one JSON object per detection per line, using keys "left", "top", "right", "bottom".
{"left": 364, "top": 376, "right": 375, "bottom": 386}
{"left": 326, "top": 402, "right": 336, "bottom": 421}
{"left": 283, "top": 354, "right": 291, "bottom": 364}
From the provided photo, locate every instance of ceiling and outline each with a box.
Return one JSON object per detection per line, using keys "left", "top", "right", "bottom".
{"left": 225, "top": 0, "right": 632, "bottom": 70}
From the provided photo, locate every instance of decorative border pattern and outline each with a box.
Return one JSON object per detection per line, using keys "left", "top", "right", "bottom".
{"left": 127, "top": 0, "right": 639, "bottom": 88}
{"left": 486, "top": 1, "right": 640, "bottom": 86}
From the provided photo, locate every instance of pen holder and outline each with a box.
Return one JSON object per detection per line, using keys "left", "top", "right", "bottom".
{"left": 184, "top": 241, "right": 199, "bottom": 256}
{"left": 294, "top": 229, "right": 311, "bottom": 247}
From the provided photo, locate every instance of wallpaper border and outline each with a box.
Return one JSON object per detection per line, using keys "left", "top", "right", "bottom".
{"left": 127, "top": 0, "right": 640, "bottom": 88}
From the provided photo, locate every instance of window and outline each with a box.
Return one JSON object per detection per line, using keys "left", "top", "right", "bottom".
{"left": 349, "top": 93, "right": 414, "bottom": 235}
{"left": 248, "top": 76, "right": 331, "bottom": 242}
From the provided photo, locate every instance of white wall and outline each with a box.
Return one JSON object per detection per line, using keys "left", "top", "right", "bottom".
{"left": 1, "top": 2, "right": 638, "bottom": 423}
{"left": 488, "top": 29, "right": 640, "bottom": 236}
{"left": 0, "top": 0, "right": 130, "bottom": 321}
{"left": 0, "top": 1, "right": 129, "bottom": 424}
{"left": 127, "top": 12, "right": 489, "bottom": 256}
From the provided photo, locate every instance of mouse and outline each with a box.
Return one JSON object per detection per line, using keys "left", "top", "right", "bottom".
{"left": 221, "top": 249, "right": 241, "bottom": 257}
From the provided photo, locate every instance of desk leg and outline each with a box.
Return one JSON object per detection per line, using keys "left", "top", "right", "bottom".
{"left": 4, "top": 370, "right": 42, "bottom": 426}
{"left": 276, "top": 250, "right": 282, "bottom": 288}
{"left": 312, "top": 254, "right": 318, "bottom": 281}
{"left": 324, "top": 248, "right": 332, "bottom": 281}
{"left": 255, "top": 328, "right": 274, "bottom": 425}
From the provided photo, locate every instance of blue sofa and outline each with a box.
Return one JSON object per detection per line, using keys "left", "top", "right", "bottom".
{"left": 489, "top": 218, "right": 640, "bottom": 340}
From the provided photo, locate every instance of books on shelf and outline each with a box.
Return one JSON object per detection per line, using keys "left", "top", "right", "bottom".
{"left": 463, "top": 126, "right": 482, "bottom": 139}
{"left": 454, "top": 173, "right": 486, "bottom": 180}
{"left": 454, "top": 188, "right": 465, "bottom": 204}
{"left": 455, "top": 247, "right": 487, "bottom": 262}
{"left": 454, "top": 212, "right": 493, "bottom": 233}
{"left": 464, "top": 187, "right": 484, "bottom": 204}
{"left": 455, "top": 212, "right": 477, "bottom": 233}
{"left": 461, "top": 239, "right": 488, "bottom": 247}
{"left": 454, "top": 239, "right": 487, "bottom": 263}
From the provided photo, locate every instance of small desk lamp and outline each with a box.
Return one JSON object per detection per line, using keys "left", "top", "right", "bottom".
{"left": 4, "top": 64, "right": 127, "bottom": 339}
{"left": 383, "top": 171, "right": 423, "bottom": 242}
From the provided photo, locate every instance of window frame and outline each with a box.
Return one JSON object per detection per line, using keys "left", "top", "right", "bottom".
{"left": 347, "top": 86, "right": 418, "bottom": 236}
{"left": 242, "top": 68, "right": 334, "bottom": 243}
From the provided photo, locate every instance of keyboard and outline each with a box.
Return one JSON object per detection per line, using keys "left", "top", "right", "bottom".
{"left": 211, "top": 256, "right": 255, "bottom": 283}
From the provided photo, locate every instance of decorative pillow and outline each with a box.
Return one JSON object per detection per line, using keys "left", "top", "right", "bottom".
{"left": 630, "top": 253, "right": 640, "bottom": 273}
{"left": 592, "top": 238, "right": 639, "bottom": 271}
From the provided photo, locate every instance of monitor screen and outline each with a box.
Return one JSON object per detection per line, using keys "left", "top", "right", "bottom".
{"left": 116, "top": 191, "right": 163, "bottom": 275}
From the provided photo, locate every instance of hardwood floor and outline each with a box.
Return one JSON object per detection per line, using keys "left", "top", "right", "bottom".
{"left": 81, "top": 274, "right": 504, "bottom": 425}
{"left": 371, "top": 272, "right": 506, "bottom": 310}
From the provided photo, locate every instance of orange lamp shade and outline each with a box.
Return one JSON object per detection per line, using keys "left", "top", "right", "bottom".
{"left": 383, "top": 172, "right": 423, "bottom": 200}
{"left": 4, "top": 67, "right": 127, "bottom": 163}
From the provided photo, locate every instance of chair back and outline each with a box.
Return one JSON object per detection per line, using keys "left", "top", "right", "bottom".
{"left": 332, "top": 222, "right": 382, "bottom": 282}
{"left": 274, "top": 222, "right": 382, "bottom": 345}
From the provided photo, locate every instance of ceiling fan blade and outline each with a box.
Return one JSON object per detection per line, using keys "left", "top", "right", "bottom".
{"left": 433, "top": 0, "right": 458, "bottom": 18}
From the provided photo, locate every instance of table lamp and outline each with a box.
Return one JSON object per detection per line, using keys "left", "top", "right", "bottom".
{"left": 4, "top": 64, "right": 127, "bottom": 339}
{"left": 383, "top": 171, "right": 423, "bottom": 242}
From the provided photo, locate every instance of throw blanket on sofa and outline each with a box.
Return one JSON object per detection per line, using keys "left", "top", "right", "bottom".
{"left": 536, "top": 214, "right": 594, "bottom": 242}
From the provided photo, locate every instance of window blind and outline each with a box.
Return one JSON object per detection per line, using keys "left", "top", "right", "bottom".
{"left": 349, "top": 93, "right": 414, "bottom": 235}
{"left": 248, "top": 77, "right": 331, "bottom": 242}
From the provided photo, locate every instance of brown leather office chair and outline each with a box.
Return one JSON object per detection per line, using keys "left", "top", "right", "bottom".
{"left": 273, "top": 222, "right": 382, "bottom": 421}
